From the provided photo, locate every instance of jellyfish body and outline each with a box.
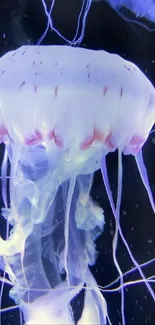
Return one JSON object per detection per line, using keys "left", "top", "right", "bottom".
{"left": 104, "top": 0, "right": 155, "bottom": 23}
{"left": 91, "top": 0, "right": 155, "bottom": 24}
{"left": 0, "top": 45, "right": 155, "bottom": 324}
{"left": 0, "top": 45, "right": 154, "bottom": 153}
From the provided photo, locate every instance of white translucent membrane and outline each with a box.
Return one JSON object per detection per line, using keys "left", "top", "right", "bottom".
{"left": 0, "top": 45, "right": 155, "bottom": 325}
{"left": 1, "top": 139, "right": 155, "bottom": 325}
{"left": 0, "top": 142, "right": 107, "bottom": 324}
{"left": 106, "top": 0, "right": 155, "bottom": 22}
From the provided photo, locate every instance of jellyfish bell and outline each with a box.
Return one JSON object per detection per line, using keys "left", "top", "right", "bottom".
{"left": 0, "top": 45, "right": 155, "bottom": 325}
{"left": 0, "top": 46, "right": 154, "bottom": 153}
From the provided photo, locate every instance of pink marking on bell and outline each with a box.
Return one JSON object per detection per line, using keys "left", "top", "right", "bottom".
{"left": 81, "top": 127, "right": 105, "bottom": 150}
{"left": 103, "top": 86, "right": 108, "bottom": 96}
{"left": 0, "top": 125, "right": 7, "bottom": 143}
{"left": 130, "top": 135, "right": 145, "bottom": 146}
{"left": 123, "top": 135, "right": 146, "bottom": 155}
{"left": 130, "top": 135, "right": 146, "bottom": 154}
{"left": 80, "top": 134, "right": 94, "bottom": 150}
{"left": 54, "top": 135, "right": 63, "bottom": 148}
{"left": 25, "top": 129, "right": 43, "bottom": 146}
{"left": 48, "top": 130, "right": 54, "bottom": 141}
{"left": 54, "top": 86, "right": 58, "bottom": 97}
{"left": 93, "top": 128, "right": 104, "bottom": 142}
{"left": 80, "top": 126, "right": 105, "bottom": 150}
{"left": 48, "top": 130, "right": 63, "bottom": 148}
{"left": 105, "top": 132, "right": 116, "bottom": 150}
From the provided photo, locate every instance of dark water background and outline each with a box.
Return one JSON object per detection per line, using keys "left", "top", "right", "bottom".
{"left": 0, "top": 1, "right": 155, "bottom": 324}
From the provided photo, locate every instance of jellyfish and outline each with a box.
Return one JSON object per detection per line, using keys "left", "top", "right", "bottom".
{"left": 93, "top": 0, "right": 155, "bottom": 23}
{"left": 0, "top": 45, "right": 155, "bottom": 325}
{"left": 104, "top": 0, "right": 155, "bottom": 23}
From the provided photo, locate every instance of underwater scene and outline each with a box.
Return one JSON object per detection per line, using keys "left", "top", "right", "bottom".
{"left": 0, "top": 1, "right": 155, "bottom": 324}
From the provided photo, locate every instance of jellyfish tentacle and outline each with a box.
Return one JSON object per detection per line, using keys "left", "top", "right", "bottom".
{"left": 64, "top": 172, "right": 76, "bottom": 284}
{"left": 135, "top": 149, "right": 155, "bottom": 214}
{"left": 100, "top": 150, "right": 155, "bottom": 322}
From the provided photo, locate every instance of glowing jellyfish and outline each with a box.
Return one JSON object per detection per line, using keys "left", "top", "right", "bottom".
{"left": 93, "top": 0, "right": 155, "bottom": 23}
{"left": 104, "top": 0, "right": 155, "bottom": 23}
{"left": 0, "top": 45, "right": 155, "bottom": 325}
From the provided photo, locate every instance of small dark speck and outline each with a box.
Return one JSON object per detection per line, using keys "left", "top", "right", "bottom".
{"left": 124, "top": 64, "right": 131, "bottom": 71}
{"left": 152, "top": 137, "right": 155, "bottom": 144}
{"left": 149, "top": 94, "right": 153, "bottom": 106}
{"left": 109, "top": 229, "right": 114, "bottom": 236}
{"left": 103, "top": 86, "right": 107, "bottom": 96}
{"left": 120, "top": 87, "right": 123, "bottom": 98}
{"left": 20, "top": 81, "right": 26, "bottom": 88}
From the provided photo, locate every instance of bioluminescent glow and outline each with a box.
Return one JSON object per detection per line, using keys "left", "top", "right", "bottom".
{"left": 0, "top": 45, "right": 155, "bottom": 324}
